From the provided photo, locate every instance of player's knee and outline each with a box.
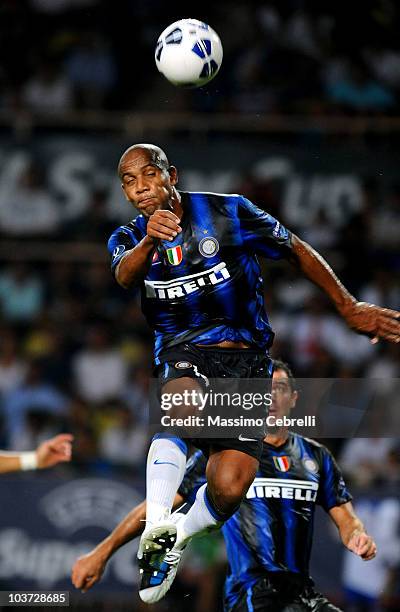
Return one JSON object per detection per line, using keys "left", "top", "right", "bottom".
{"left": 209, "top": 470, "right": 253, "bottom": 516}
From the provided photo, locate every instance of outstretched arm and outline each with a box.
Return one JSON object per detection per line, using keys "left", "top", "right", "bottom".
{"left": 71, "top": 494, "right": 185, "bottom": 592}
{"left": 329, "top": 502, "right": 377, "bottom": 561}
{"left": 289, "top": 234, "right": 400, "bottom": 344}
{"left": 0, "top": 434, "right": 73, "bottom": 473}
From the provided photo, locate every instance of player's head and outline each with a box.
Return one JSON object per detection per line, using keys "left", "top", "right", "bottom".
{"left": 118, "top": 143, "right": 178, "bottom": 217}
{"left": 271, "top": 359, "right": 298, "bottom": 420}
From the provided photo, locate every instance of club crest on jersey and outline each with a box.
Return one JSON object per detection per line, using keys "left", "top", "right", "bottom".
{"left": 175, "top": 361, "right": 193, "bottom": 369}
{"left": 112, "top": 245, "right": 125, "bottom": 261}
{"left": 199, "top": 237, "right": 219, "bottom": 258}
{"left": 273, "top": 456, "right": 291, "bottom": 472}
{"left": 302, "top": 457, "right": 318, "bottom": 474}
{"left": 166, "top": 245, "right": 183, "bottom": 266}
{"left": 273, "top": 221, "right": 281, "bottom": 238}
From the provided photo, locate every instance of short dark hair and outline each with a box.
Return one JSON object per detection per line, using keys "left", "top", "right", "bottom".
{"left": 272, "top": 359, "right": 296, "bottom": 391}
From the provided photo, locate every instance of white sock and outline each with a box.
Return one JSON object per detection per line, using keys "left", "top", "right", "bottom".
{"left": 176, "top": 483, "right": 223, "bottom": 548}
{"left": 145, "top": 438, "right": 187, "bottom": 527}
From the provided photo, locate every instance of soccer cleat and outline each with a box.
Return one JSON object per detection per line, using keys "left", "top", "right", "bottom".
{"left": 138, "top": 545, "right": 186, "bottom": 604}
{"left": 137, "top": 522, "right": 177, "bottom": 563}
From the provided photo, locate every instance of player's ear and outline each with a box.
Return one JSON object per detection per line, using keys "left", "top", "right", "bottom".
{"left": 168, "top": 165, "right": 178, "bottom": 185}
{"left": 121, "top": 183, "right": 130, "bottom": 201}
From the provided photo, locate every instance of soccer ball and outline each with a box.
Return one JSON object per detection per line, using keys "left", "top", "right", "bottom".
{"left": 155, "top": 18, "right": 223, "bottom": 88}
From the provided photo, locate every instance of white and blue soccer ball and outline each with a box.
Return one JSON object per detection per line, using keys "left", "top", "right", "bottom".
{"left": 155, "top": 19, "right": 223, "bottom": 88}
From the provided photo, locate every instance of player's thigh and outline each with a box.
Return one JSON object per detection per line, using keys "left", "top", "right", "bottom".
{"left": 161, "top": 376, "right": 203, "bottom": 419}
{"left": 207, "top": 447, "right": 259, "bottom": 481}
{"left": 162, "top": 376, "right": 203, "bottom": 396}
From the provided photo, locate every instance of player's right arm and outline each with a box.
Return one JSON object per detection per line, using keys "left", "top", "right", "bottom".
{"left": 113, "top": 210, "right": 181, "bottom": 288}
{"left": 329, "top": 502, "right": 377, "bottom": 561}
{"left": 316, "top": 443, "right": 377, "bottom": 561}
{"left": 237, "top": 195, "right": 400, "bottom": 344}
{"left": 71, "top": 494, "right": 185, "bottom": 592}
{"left": 287, "top": 234, "right": 400, "bottom": 344}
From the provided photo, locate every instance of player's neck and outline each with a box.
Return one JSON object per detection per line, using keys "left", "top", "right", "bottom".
{"left": 265, "top": 428, "right": 289, "bottom": 447}
{"left": 171, "top": 188, "right": 183, "bottom": 219}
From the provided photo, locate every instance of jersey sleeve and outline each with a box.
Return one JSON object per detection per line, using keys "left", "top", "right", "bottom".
{"left": 317, "top": 446, "right": 353, "bottom": 511}
{"left": 178, "top": 450, "right": 207, "bottom": 505}
{"left": 237, "top": 195, "right": 292, "bottom": 259}
{"left": 107, "top": 226, "right": 141, "bottom": 275}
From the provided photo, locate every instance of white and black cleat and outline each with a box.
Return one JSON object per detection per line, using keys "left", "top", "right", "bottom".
{"left": 138, "top": 545, "right": 186, "bottom": 604}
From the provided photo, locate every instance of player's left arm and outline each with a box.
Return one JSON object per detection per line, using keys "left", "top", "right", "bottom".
{"left": 329, "top": 502, "right": 377, "bottom": 561}
{"left": 0, "top": 434, "right": 73, "bottom": 473}
{"left": 288, "top": 234, "right": 400, "bottom": 344}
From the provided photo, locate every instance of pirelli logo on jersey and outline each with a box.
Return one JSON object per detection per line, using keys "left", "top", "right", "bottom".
{"left": 144, "top": 262, "right": 231, "bottom": 300}
{"left": 246, "top": 478, "right": 319, "bottom": 502}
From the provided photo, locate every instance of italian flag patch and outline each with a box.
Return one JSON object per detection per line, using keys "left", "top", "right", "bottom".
{"left": 166, "top": 245, "right": 183, "bottom": 266}
{"left": 273, "top": 456, "right": 291, "bottom": 472}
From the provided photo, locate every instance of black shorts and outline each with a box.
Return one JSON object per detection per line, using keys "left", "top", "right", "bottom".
{"left": 228, "top": 575, "right": 343, "bottom": 612}
{"left": 154, "top": 343, "right": 273, "bottom": 461}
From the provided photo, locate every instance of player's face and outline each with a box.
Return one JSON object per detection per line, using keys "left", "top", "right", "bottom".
{"left": 120, "top": 149, "right": 177, "bottom": 218}
{"left": 270, "top": 369, "right": 298, "bottom": 419}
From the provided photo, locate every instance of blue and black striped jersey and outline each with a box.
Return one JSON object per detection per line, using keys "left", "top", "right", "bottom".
{"left": 178, "top": 433, "right": 352, "bottom": 609}
{"left": 108, "top": 192, "right": 292, "bottom": 360}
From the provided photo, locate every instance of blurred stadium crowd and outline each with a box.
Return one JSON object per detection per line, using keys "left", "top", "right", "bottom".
{"left": 1, "top": 0, "right": 400, "bottom": 116}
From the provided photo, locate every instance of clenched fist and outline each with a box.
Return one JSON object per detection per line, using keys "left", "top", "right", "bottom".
{"left": 347, "top": 530, "right": 377, "bottom": 561}
{"left": 147, "top": 210, "right": 182, "bottom": 242}
{"left": 36, "top": 434, "right": 73, "bottom": 469}
{"left": 71, "top": 550, "right": 107, "bottom": 592}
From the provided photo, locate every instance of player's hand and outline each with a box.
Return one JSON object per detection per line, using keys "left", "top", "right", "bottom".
{"left": 71, "top": 551, "right": 107, "bottom": 592}
{"left": 36, "top": 434, "right": 73, "bottom": 469}
{"left": 341, "top": 301, "right": 400, "bottom": 344}
{"left": 147, "top": 210, "right": 182, "bottom": 241}
{"left": 347, "top": 531, "right": 377, "bottom": 561}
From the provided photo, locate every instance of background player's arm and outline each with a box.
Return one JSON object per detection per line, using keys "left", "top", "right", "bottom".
{"left": 0, "top": 454, "right": 23, "bottom": 473}
{"left": 329, "top": 501, "right": 377, "bottom": 560}
{"left": 115, "top": 210, "right": 181, "bottom": 288}
{"left": 288, "top": 234, "right": 400, "bottom": 343}
{"left": 71, "top": 494, "right": 185, "bottom": 592}
{"left": 0, "top": 434, "right": 73, "bottom": 473}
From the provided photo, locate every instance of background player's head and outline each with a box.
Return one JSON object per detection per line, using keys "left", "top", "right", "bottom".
{"left": 271, "top": 359, "right": 298, "bottom": 423}
{"left": 118, "top": 143, "right": 178, "bottom": 217}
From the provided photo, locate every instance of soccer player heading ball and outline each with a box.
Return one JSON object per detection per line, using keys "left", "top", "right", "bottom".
{"left": 108, "top": 143, "right": 400, "bottom": 602}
